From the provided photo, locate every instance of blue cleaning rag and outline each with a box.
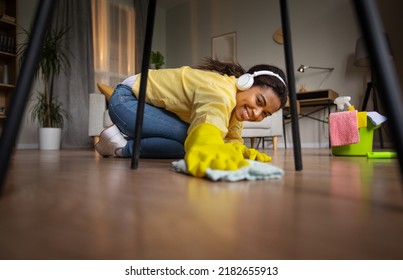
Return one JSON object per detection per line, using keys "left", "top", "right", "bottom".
{"left": 172, "top": 160, "right": 284, "bottom": 182}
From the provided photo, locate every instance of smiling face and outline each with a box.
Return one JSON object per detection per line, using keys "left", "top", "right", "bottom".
{"left": 234, "top": 86, "right": 281, "bottom": 122}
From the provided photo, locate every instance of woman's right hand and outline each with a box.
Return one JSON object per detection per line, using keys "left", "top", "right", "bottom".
{"left": 184, "top": 124, "right": 249, "bottom": 177}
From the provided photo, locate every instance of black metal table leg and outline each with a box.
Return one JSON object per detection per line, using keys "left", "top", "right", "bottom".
{"left": 131, "top": 0, "right": 157, "bottom": 169}
{"left": 0, "top": 0, "right": 56, "bottom": 195}
{"left": 353, "top": 0, "right": 403, "bottom": 177}
{"left": 280, "top": 0, "right": 303, "bottom": 171}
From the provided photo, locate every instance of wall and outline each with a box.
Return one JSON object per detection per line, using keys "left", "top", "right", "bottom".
{"left": 164, "top": 0, "right": 399, "bottom": 148}
{"left": 152, "top": 6, "right": 167, "bottom": 59}
{"left": 379, "top": 0, "right": 403, "bottom": 83}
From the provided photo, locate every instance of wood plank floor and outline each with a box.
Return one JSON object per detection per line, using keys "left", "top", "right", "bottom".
{"left": 0, "top": 148, "right": 402, "bottom": 259}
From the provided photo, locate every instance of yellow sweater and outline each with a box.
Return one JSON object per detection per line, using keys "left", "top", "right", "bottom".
{"left": 132, "top": 66, "right": 243, "bottom": 143}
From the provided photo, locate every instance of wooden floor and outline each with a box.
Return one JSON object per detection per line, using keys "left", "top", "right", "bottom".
{"left": 0, "top": 148, "right": 402, "bottom": 260}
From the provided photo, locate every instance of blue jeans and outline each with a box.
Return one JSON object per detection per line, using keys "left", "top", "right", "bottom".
{"left": 108, "top": 84, "right": 189, "bottom": 158}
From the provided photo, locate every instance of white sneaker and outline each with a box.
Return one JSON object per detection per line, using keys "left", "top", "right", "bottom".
{"left": 95, "top": 125, "right": 127, "bottom": 157}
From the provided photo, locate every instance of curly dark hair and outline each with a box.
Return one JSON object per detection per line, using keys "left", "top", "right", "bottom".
{"left": 196, "top": 58, "right": 288, "bottom": 108}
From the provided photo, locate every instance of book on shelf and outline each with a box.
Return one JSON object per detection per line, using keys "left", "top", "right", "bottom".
{"left": 0, "top": 34, "right": 15, "bottom": 54}
{"left": 0, "top": 14, "right": 16, "bottom": 23}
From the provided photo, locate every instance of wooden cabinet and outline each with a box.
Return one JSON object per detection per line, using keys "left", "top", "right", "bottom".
{"left": 0, "top": 0, "right": 16, "bottom": 123}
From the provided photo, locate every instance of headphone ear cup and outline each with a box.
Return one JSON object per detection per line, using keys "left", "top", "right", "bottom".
{"left": 236, "top": 74, "right": 254, "bottom": 91}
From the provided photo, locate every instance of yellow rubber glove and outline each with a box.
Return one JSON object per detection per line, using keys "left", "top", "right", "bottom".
{"left": 185, "top": 123, "right": 250, "bottom": 177}
{"left": 229, "top": 142, "right": 272, "bottom": 162}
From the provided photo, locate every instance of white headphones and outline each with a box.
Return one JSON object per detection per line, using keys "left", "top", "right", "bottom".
{"left": 236, "top": 70, "right": 286, "bottom": 91}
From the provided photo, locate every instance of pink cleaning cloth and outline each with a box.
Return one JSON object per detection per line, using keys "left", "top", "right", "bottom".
{"left": 329, "top": 110, "right": 359, "bottom": 146}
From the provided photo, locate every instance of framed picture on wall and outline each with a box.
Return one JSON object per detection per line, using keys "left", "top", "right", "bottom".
{"left": 211, "top": 32, "right": 237, "bottom": 63}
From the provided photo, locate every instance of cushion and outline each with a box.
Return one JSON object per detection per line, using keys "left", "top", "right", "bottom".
{"left": 97, "top": 83, "right": 114, "bottom": 102}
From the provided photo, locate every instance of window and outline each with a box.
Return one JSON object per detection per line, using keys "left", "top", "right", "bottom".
{"left": 91, "top": 0, "right": 135, "bottom": 87}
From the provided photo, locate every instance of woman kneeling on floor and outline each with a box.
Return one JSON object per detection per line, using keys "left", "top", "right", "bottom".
{"left": 95, "top": 58, "right": 288, "bottom": 177}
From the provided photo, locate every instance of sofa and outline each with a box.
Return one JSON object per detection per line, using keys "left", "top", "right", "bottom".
{"left": 88, "top": 93, "right": 113, "bottom": 140}
{"left": 88, "top": 83, "right": 283, "bottom": 150}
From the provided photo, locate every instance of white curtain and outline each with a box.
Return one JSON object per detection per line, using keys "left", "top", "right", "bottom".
{"left": 49, "top": 0, "right": 137, "bottom": 148}
{"left": 91, "top": 0, "right": 136, "bottom": 88}
{"left": 51, "top": 0, "right": 95, "bottom": 148}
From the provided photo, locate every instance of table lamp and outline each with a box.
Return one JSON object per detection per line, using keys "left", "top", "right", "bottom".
{"left": 298, "top": 64, "right": 334, "bottom": 89}
{"left": 297, "top": 65, "right": 334, "bottom": 72}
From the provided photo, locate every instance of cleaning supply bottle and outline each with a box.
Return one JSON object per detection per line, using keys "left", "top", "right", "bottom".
{"left": 334, "top": 96, "right": 355, "bottom": 111}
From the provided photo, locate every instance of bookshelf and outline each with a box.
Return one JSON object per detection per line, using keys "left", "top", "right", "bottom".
{"left": 0, "top": 0, "right": 16, "bottom": 124}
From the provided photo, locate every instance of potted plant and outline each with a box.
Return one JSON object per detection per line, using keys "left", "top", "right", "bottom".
{"left": 150, "top": 50, "right": 165, "bottom": 69}
{"left": 18, "top": 26, "right": 71, "bottom": 150}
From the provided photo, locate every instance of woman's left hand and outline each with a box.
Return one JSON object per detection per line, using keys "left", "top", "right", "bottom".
{"left": 229, "top": 142, "right": 272, "bottom": 162}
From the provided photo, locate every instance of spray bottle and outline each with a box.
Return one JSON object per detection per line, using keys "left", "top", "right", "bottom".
{"left": 334, "top": 96, "right": 355, "bottom": 111}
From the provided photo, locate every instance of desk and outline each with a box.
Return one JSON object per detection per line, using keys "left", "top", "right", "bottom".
{"left": 296, "top": 89, "right": 339, "bottom": 122}
{"left": 284, "top": 89, "right": 339, "bottom": 121}
{"left": 283, "top": 89, "right": 339, "bottom": 148}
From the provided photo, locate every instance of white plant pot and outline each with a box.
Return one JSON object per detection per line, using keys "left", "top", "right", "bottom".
{"left": 39, "top": 127, "right": 62, "bottom": 150}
